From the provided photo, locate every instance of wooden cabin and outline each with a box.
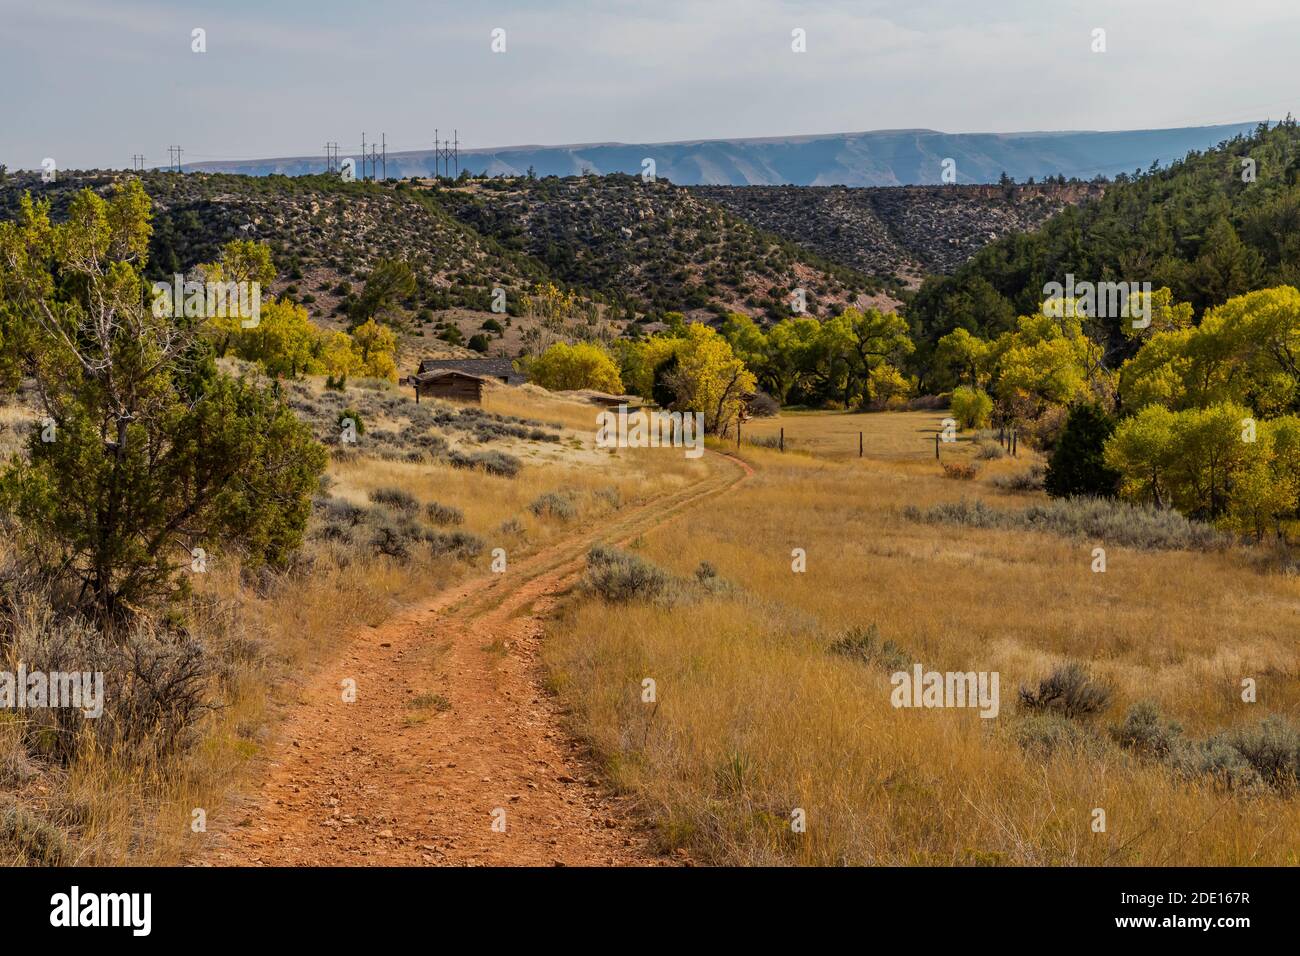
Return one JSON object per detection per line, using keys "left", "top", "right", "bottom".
{"left": 413, "top": 369, "right": 490, "bottom": 403}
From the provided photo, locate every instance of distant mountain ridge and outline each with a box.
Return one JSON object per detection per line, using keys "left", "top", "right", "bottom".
{"left": 189, "top": 123, "right": 1259, "bottom": 186}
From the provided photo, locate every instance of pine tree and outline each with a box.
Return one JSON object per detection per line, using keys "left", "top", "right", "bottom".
{"left": 1045, "top": 404, "right": 1122, "bottom": 499}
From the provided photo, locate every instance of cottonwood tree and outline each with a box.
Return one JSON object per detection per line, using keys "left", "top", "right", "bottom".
{"left": 0, "top": 182, "right": 325, "bottom": 621}
{"left": 662, "top": 323, "right": 755, "bottom": 434}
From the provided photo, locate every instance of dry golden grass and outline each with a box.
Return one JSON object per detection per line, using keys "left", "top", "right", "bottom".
{"left": 0, "top": 378, "right": 699, "bottom": 865}
{"left": 544, "top": 411, "right": 1300, "bottom": 865}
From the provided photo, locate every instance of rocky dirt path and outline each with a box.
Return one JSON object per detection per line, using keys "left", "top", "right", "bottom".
{"left": 202, "top": 452, "right": 752, "bottom": 866}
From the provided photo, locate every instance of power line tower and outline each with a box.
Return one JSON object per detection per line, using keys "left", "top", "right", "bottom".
{"left": 381, "top": 133, "right": 387, "bottom": 180}
{"left": 323, "top": 142, "right": 339, "bottom": 173}
{"left": 132, "top": 154, "right": 146, "bottom": 172}
{"left": 360, "top": 132, "right": 367, "bottom": 180}
{"left": 167, "top": 145, "right": 184, "bottom": 173}
{"left": 433, "top": 128, "right": 459, "bottom": 179}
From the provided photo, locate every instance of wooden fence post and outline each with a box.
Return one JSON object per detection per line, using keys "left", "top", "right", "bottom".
{"left": 779, "top": 427, "right": 784, "bottom": 452}
{"left": 1012, "top": 429, "right": 1018, "bottom": 458}
{"left": 935, "top": 433, "right": 940, "bottom": 459}
{"left": 859, "top": 431, "right": 863, "bottom": 458}
{"left": 737, "top": 421, "right": 741, "bottom": 449}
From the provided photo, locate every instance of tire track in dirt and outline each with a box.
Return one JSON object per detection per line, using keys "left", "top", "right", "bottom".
{"left": 202, "top": 451, "right": 752, "bottom": 867}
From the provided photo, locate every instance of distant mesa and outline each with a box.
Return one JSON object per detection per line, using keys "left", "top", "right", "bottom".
{"left": 188, "top": 123, "right": 1259, "bottom": 186}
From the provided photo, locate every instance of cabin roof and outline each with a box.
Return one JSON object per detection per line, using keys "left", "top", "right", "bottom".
{"left": 416, "top": 357, "right": 525, "bottom": 384}
{"left": 414, "top": 369, "right": 491, "bottom": 384}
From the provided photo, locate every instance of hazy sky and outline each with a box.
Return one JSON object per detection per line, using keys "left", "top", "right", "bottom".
{"left": 2, "top": 0, "right": 1296, "bottom": 169}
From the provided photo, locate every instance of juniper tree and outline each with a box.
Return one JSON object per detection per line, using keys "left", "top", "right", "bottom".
{"left": 0, "top": 181, "right": 325, "bottom": 621}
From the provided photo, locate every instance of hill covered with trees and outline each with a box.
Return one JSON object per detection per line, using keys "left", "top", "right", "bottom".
{"left": 907, "top": 119, "right": 1300, "bottom": 350}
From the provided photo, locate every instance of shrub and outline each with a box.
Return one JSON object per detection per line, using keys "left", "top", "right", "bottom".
{"left": 529, "top": 491, "right": 577, "bottom": 520}
{"left": 367, "top": 511, "right": 428, "bottom": 559}
{"left": 591, "top": 486, "right": 622, "bottom": 510}
{"left": 1, "top": 591, "right": 212, "bottom": 762}
{"left": 941, "top": 461, "right": 979, "bottom": 481}
{"left": 428, "top": 530, "right": 485, "bottom": 561}
{"left": 0, "top": 800, "right": 69, "bottom": 865}
{"left": 902, "top": 496, "right": 1226, "bottom": 552}
{"left": 1171, "top": 737, "right": 1264, "bottom": 792}
{"left": 448, "top": 449, "right": 521, "bottom": 478}
{"left": 583, "top": 545, "right": 674, "bottom": 603}
{"left": 337, "top": 408, "right": 365, "bottom": 435}
{"left": 1018, "top": 662, "right": 1112, "bottom": 719}
{"left": 1045, "top": 404, "right": 1121, "bottom": 499}
{"left": 950, "top": 386, "right": 993, "bottom": 430}
{"left": 1013, "top": 714, "right": 1104, "bottom": 758}
{"left": 368, "top": 487, "right": 419, "bottom": 514}
{"left": 827, "top": 624, "right": 912, "bottom": 672}
{"left": 1111, "top": 700, "right": 1183, "bottom": 758}
{"left": 746, "top": 391, "right": 780, "bottom": 418}
{"left": 1225, "top": 715, "right": 1300, "bottom": 792}
{"left": 424, "top": 501, "right": 464, "bottom": 526}
{"left": 974, "top": 440, "right": 1005, "bottom": 460}
{"left": 990, "top": 464, "right": 1046, "bottom": 492}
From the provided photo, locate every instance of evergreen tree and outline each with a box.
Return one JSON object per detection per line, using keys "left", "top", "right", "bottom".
{"left": 1045, "top": 404, "right": 1122, "bottom": 499}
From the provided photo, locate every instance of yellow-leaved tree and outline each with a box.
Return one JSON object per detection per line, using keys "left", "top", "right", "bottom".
{"left": 662, "top": 323, "right": 756, "bottom": 434}
{"left": 350, "top": 318, "right": 399, "bottom": 381}
{"left": 528, "top": 342, "right": 622, "bottom": 392}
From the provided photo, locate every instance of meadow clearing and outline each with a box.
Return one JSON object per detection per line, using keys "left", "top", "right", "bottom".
{"left": 545, "top": 408, "right": 1300, "bottom": 865}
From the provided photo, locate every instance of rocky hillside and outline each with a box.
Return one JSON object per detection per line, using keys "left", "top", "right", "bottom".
{"left": 0, "top": 171, "right": 890, "bottom": 362}
{"left": 690, "top": 183, "right": 1105, "bottom": 280}
{"left": 431, "top": 173, "right": 887, "bottom": 318}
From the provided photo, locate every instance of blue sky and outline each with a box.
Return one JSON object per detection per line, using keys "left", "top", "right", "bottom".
{"left": 2, "top": 0, "right": 1297, "bottom": 169}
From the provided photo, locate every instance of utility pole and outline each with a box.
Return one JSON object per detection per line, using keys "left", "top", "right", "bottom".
{"left": 361, "top": 132, "right": 367, "bottom": 180}
{"left": 381, "top": 132, "right": 387, "bottom": 180}
{"left": 324, "top": 142, "right": 340, "bottom": 173}
{"left": 168, "top": 145, "right": 183, "bottom": 173}
{"left": 132, "top": 154, "right": 146, "bottom": 172}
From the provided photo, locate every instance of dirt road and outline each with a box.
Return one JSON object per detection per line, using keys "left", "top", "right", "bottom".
{"left": 203, "top": 452, "right": 751, "bottom": 866}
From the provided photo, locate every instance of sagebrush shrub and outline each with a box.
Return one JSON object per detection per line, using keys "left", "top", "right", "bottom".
{"left": 1111, "top": 700, "right": 1183, "bottom": 757}
{"left": 529, "top": 491, "right": 577, "bottom": 520}
{"left": 449, "top": 449, "right": 521, "bottom": 478}
{"left": 827, "top": 624, "right": 912, "bottom": 672}
{"left": 424, "top": 501, "right": 464, "bottom": 526}
{"left": 1018, "top": 662, "right": 1112, "bottom": 719}
{"left": 369, "top": 487, "right": 419, "bottom": 514}
{"left": 903, "top": 496, "right": 1226, "bottom": 552}
{"left": 583, "top": 545, "right": 674, "bottom": 603}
